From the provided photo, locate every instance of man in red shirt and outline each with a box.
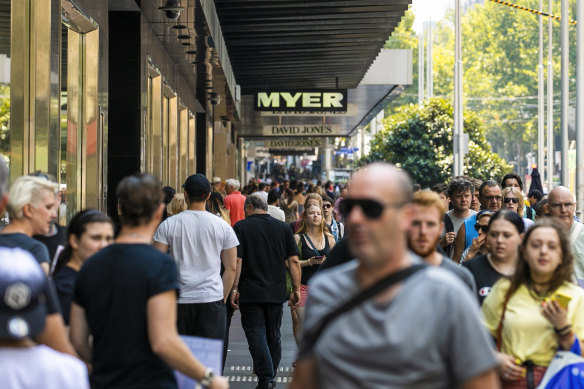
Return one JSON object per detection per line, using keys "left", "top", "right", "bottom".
{"left": 224, "top": 179, "right": 246, "bottom": 226}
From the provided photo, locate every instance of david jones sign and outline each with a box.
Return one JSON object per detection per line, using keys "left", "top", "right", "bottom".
{"left": 255, "top": 90, "right": 348, "bottom": 112}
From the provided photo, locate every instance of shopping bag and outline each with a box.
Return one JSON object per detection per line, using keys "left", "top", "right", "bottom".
{"left": 537, "top": 337, "right": 584, "bottom": 388}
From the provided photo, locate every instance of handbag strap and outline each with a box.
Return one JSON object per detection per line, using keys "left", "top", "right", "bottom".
{"left": 299, "top": 264, "right": 426, "bottom": 356}
{"left": 303, "top": 234, "right": 322, "bottom": 257}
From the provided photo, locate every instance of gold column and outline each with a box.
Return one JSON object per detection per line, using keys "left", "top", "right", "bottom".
{"left": 10, "top": 0, "right": 53, "bottom": 180}
{"left": 168, "top": 96, "right": 178, "bottom": 189}
{"left": 179, "top": 107, "right": 187, "bottom": 184}
{"left": 189, "top": 115, "right": 196, "bottom": 175}
{"left": 83, "top": 29, "right": 99, "bottom": 210}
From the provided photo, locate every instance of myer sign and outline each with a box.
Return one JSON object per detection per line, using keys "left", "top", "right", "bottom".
{"left": 262, "top": 125, "right": 343, "bottom": 136}
{"left": 255, "top": 90, "right": 348, "bottom": 112}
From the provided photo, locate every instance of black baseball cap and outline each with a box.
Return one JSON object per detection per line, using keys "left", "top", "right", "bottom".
{"left": 0, "top": 247, "right": 48, "bottom": 340}
{"left": 183, "top": 174, "right": 211, "bottom": 201}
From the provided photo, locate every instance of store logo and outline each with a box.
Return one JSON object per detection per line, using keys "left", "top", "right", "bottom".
{"left": 255, "top": 90, "right": 347, "bottom": 112}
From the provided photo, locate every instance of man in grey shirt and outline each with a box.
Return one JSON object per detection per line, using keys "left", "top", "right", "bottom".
{"left": 290, "top": 163, "right": 499, "bottom": 389}
{"left": 408, "top": 190, "right": 476, "bottom": 294}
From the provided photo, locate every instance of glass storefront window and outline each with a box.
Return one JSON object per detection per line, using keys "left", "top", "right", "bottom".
{"left": 0, "top": 1, "right": 11, "bottom": 167}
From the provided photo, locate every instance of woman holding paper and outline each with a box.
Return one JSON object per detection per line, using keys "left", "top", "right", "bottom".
{"left": 482, "top": 218, "right": 584, "bottom": 387}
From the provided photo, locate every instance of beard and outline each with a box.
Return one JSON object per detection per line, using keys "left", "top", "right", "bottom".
{"left": 408, "top": 235, "right": 440, "bottom": 259}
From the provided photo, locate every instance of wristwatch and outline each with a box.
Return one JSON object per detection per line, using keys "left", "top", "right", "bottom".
{"left": 200, "top": 367, "right": 215, "bottom": 386}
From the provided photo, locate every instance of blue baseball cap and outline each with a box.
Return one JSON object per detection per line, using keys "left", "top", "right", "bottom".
{"left": 0, "top": 247, "right": 48, "bottom": 339}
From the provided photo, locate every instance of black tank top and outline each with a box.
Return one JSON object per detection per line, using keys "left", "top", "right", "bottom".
{"left": 300, "top": 233, "right": 330, "bottom": 285}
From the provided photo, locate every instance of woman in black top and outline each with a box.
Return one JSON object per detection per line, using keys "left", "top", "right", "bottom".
{"left": 463, "top": 210, "right": 524, "bottom": 305}
{"left": 52, "top": 210, "right": 114, "bottom": 325}
{"left": 291, "top": 203, "right": 335, "bottom": 345}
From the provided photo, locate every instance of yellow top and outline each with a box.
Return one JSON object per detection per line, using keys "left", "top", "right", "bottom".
{"left": 482, "top": 279, "right": 584, "bottom": 366}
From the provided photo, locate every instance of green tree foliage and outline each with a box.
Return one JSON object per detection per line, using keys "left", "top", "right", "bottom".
{"left": 359, "top": 98, "right": 512, "bottom": 188}
{"left": 378, "top": 1, "right": 579, "bottom": 175}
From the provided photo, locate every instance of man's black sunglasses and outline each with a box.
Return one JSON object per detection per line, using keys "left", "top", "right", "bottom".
{"left": 339, "top": 198, "right": 406, "bottom": 219}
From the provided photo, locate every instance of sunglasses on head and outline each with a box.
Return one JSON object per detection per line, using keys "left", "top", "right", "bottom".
{"left": 474, "top": 223, "right": 488, "bottom": 233}
{"left": 504, "top": 197, "right": 519, "bottom": 204}
{"left": 339, "top": 198, "right": 405, "bottom": 219}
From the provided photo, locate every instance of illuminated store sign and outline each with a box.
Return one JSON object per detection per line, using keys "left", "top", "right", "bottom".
{"left": 262, "top": 125, "right": 343, "bottom": 136}
{"left": 255, "top": 90, "right": 348, "bottom": 112}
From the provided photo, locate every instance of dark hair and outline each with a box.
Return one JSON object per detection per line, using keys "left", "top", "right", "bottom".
{"left": 413, "top": 183, "right": 422, "bottom": 192}
{"left": 259, "top": 183, "right": 266, "bottom": 191}
{"left": 116, "top": 174, "right": 164, "bottom": 227}
{"left": 478, "top": 180, "right": 501, "bottom": 198}
{"left": 533, "top": 198, "right": 549, "bottom": 217}
{"left": 267, "top": 189, "right": 280, "bottom": 205}
{"left": 284, "top": 188, "right": 294, "bottom": 206}
{"left": 431, "top": 182, "right": 448, "bottom": 195}
{"left": 207, "top": 191, "right": 225, "bottom": 214}
{"left": 447, "top": 176, "right": 474, "bottom": 198}
{"left": 245, "top": 194, "right": 268, "bottom": 212}
{"left": 52, "top": 210, "right": 112, "bottom": 275}
{"left": 528, "top": 189, "right": 543, "bottom": 202}
{"left": 321, "top": 194, "right": 333, "bottom": 204}
{"left": 504, "top": 218, "right": 574, "bottom": 304}
{"left": 487, "top": 209, "right": 524, "bottom": 235}
{"left": 501, "top": 172, "right": 523, "bottom": 190}
{"left": 162, "top": 186, "right": 176, "bottom": 205}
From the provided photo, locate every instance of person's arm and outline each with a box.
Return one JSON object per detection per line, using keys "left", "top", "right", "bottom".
{"left": 40, "top": 262, "right": 50, "bottom": 275}
{"left": 220, "top": 247, "right": 237, "bottom": 303}
{"left": 452, "top": 224, "right": 466, "bottom": 263}
{"left": 289, "top": 357, "right": 318, "bottom": 389}
{"left": 69, "top": 303, "right": 92, "bottom": 362}
{"left": 230, "top": 256, "right": 242, "bottom": 310}
{"left": 461, "top": 369, "right": 500, "bottom": 389}
{"left": 153, "top": 241, "right": 169, "bottom": 253}
{"left": 147, "top": 291, "right": 229, "bottom": 389}
{"left": 286, "top": 255, "right": 301, "bottom": 306}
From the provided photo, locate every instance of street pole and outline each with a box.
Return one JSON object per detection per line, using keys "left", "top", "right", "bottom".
{"left": 419, "top": 31, "right": 424, "bottom": 105}
{"left": 454, "top": 0, "right": 464, "bottom": 176}
{"left": 427, "top": 20, "right": 433, "bottom": 98}
{"left": 561, "top": 0, "right": 569, "bottom": 186}
{"left": 538, "top": 0, "right": 545, "bottom": 182}
{"left": 547, "top": 0, "right": 554, "bottom": 191}
{"left": 577, "top": 0, "right": 584, "bottom": 215}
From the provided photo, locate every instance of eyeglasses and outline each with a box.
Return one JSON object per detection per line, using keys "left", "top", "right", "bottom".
{"left": 550, "top": 202, "right": 575, "bottom": 210}
{"left": 485, "top": 196, "right": 502, "bottom": 202}
{"left": 503, "top": 197, "right": 519, "bottom": 204}
{"left": 339, "top": 198, "right": 406, "bottom": 219}
{"left": 323, "top": 203, "right": 333, "bottom": 209}
{"left": 474, "top": 223, "right": 488, "bottom": 233}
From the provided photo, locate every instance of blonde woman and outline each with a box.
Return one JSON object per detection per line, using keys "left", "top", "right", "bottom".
{"left": 291, "top": 203, "right": 335, "bottom": 345}
{"left": 502, "top": 186, "right": 534, "bottom": 231}
{"left": 166, "top": 193, "right": 187, "bottom": 217}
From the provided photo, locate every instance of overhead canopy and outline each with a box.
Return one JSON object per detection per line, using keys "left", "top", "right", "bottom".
{"left": 213, "top": 0, "right": 412, "bottom": 92}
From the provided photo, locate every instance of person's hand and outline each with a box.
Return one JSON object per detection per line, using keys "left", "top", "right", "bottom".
{"left": 208, "top": 376, "right": 230, "bottom": 389}
{"left": 289, "top": 289, "right": 301, "bottom": 307}
{"left": 310, "top": 256, "right": 326, "bottom": 266}
{"left": 230, "top": 290, "right": 239, "bottom": 310}
{"left": 541, "top": 300, "right": 569, "bottom": 330}
{"left": 442, "top": 232, "right": 455, "bottom": 246}
{"left": 497, "top": 352, "right": 524, "bottom": 382}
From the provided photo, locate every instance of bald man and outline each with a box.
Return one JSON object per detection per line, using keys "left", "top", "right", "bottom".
{"left": 290, "top": 163, "right": 499, "bottom": 389}
{"left": 549, "top": 186, "right": 584, "bottom": 282}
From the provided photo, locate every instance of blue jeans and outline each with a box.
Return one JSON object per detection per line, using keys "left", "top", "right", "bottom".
{"left": 239, "top": 303, "right": 283, "bottom": 388}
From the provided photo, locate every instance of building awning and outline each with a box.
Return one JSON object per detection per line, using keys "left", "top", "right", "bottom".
{"left": 214, "top": 0, "right": 412, "bottom": 91}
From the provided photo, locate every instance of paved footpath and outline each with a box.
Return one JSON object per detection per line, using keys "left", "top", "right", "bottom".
{"left": 223, "top": 304, "right": 296, "bottom": 388}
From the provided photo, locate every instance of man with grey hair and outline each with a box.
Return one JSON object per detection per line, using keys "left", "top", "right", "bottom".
{"left": 230, "top": 195, "right": 301, "bottom": 389}
{"left": 548, "top": 185, "right": 584, "bottom": 283}
{"left": 224, "top": 178, "right": 246, "bottom": 226}
{"left": 291, "top": 163, "right": 498, "bottom": 389}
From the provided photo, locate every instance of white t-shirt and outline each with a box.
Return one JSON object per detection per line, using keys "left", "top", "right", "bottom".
{"left": 267, "top": 205, "right": 286, "bottom": 222}
{"left": 153, "top": 210, "right": 239, "bottom": 303}
{"left": 0, "top": 345, "right": 89, "bottom": 389}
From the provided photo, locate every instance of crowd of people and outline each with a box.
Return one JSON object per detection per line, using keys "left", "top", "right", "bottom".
{"left": 1, "top": 157, "right": 584, "bottom": 389}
